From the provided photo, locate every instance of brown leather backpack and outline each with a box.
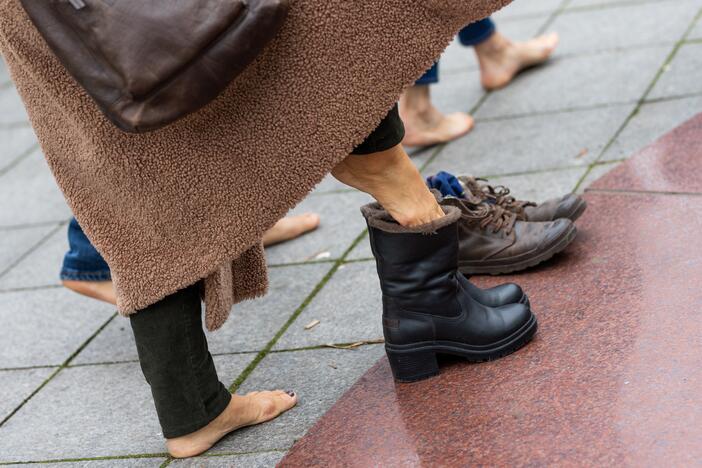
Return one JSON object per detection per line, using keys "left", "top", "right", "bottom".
{"left": 20, "top": 0, "right": 289, "bottom": 133}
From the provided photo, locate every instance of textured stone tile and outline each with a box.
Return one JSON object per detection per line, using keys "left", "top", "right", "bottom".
{"left": 274, "top": 262, "right": 382, "bottom": 350}
{"left": 74, "top": 263, "right": 331, "bottom": 365}
{"left": 429, "top": 70, "right": 485, "bottom": 116}
{"left": 0, "top": 223, "right": 67, "bottom": 290}
{"left": 171, "top": 452, "right": 284, "bottom": 468}
{"left": 346, "top": 234, "right": 373, "bottom": 261}
{"left": 591, "top": 112, "right": 702, "bottom": 193}
{"left": 493, "top": 0, "right": 563, "bottom": 20}
{"left": 3, "top": 459, "right": 164, "bottom": 467}
{"left": 0, "top": 126, "right": 38, "bottom": 173}
{"left": 476, "top": 166, "right": 587, "bottom": 203}
{"left": 0, "top": 223, "right": 57, "bottom": 278}
{"left": 0, "top": 149, "right": 71, "bottom": 227}
{"left": 211, "top": 346, "right": 385, "bottom": 454}
{"left": 264, "top": 191, "right": 372, "bottom": 265}
{"left": 281, "top": 193, "right": 702, "bottom": 467}
{"left": 0, "top": 367, "right": 56, "bottom": 421}
{"left": 0, "top": 87, "right": 29, "bottom": 125}
{"left": 602, "top": 95, "right": 702, "bottom": 161}
{"left": 0, "top": 288, "right": 115, "bottom": 368}
{"left": 689, "top": 15, "right": 702, "bottom": 40}
{"left": 649, "top": 42, "right": 702, "bottom": 99}
{"left": 424, "top": 103, "right": 633, "bottom": 177}
{"left": 552, "top": 1, "right": 697, "bottom": 55}
{"left": 476, "top": 46, "right": 670, "bottom": 119}
{"left": 0, "top": 356, "right": 249, "bottom": 462}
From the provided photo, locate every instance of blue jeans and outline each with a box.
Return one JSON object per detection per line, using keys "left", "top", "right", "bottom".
{"left": 416, "top": 18, "right": 496, "bottom": 86}
{"left": 60, "top": 218, "right": 111, "bottom": 281}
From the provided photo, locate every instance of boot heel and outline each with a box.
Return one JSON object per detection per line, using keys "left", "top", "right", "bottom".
{"left": 386, "top": 348, "right": 439, "bottom": 382}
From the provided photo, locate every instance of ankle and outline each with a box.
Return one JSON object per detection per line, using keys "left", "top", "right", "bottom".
{"left": 399, "top": 85, "right": 433, "bottom": 117}
{"left": 475, "top": 32, "right": 511, "bottom": 58}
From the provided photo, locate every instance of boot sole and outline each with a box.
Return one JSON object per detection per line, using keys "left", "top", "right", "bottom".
{"left": 385, "top": 312, "right": 538, "bottom": 383}
{"left": 458, "top": 223, "right": 577, "bottom": 275}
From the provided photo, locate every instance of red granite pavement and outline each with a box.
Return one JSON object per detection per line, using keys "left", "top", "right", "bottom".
{"left": 279, "top": 114, "right": 702, "bottom": 467}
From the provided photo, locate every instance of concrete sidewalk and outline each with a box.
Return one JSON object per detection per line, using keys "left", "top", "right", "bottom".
{"left": 1, "top": 0, "right": 701, "bottom": 466}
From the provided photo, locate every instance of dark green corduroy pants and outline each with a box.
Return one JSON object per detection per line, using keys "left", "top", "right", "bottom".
{"left": 130, "top": 284, "right": 231, "bottom": 439}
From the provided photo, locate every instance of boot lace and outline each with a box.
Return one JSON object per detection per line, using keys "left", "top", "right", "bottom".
{"left": 459, "top": 176, "right": 536, "bottom": 217}
{"left": 455, "top": 198, "right": 517, "bottom": 235}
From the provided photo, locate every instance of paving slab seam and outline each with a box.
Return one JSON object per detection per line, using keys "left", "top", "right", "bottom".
{"left": 573, "top": 4, "right": 702, "bottom": 192}
{"left": 0, "top": 312, "right": 118, "bottom": 428}
{"left": 269, "top": 342, "right": 384, "bottom": 355}
{"left": 227, "top": 229, "right": 370, "bottom": 393}
{"left": 0, "top": 221, "right": 65, "bottom": 280}
{"left": 643, "top": 90, "right": 702, "bottom": 104}
{"left": 0, "top": 142, "right": 39, "bottom": 178}
{"left": 0, "top": 452, "right": 169, "bottom": 466}
{"left": 268, "top": 258, "right": 337, "bottom": 269}
{"left": 0, "top": 284, "right": 62, "bottom": 295}
{"left": 0, "top": 364, "right": 56, "bottom": 373}
{"left": 0, "top": 218, "right": 72, "bottom": 231}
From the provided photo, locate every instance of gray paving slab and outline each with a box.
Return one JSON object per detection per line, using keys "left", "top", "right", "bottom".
{"left": 476, "top": 45, "right": 671, "bottom": 119}
{"left": 274, "top": 262, "right": 382, "bottom": 350}
{"left": 578, "top": 161, "right": 621, "bottom": 193}
{"left": 0, "top": 87, "right": 29, "bottom": 125}
{"left": 0, "top": 223, "right": 57, "bottom": 278}
{"left": 210, "top": 345, "right": 385, "bottom": 454}
{"left": 0, "top": 288, "right": 115, "bottom": 368}
{"left": 649, "top": 42, "right": 702, "bottom": 99}
{"left": 73, "top": 262, "right": 331, "bottom": 365}
{"left": 690, "top": 15, "right": 702, "bottom": 40}
{"left": 602, "top": 95, "right": 702, "bottom": 162}
{"left": 346, "top": 234, "right": 373, "bottom": 261}
{"left": 3, "top": 459, "right": 165, "bottom": 467}
{"left": 264, "top": 190, "right": 372, "bottom": 265}
{"left": 493, "top": 0, "right": 564, "bottom": 20}
{"left": 477, "top": 166, "right": 588, "bottom": 203}
{"left": 0, "top": 126, "right": 38, "bottom": 173}
{"left": 0, "top": 149, "right": 71, "bottom": 227}
{"left": 0, "top": 223, "right": 67, "bottom": 290}
{"left": 0, "top": 355, "right": 249, "bottom": 462}
{"left": 429, "top": 69, "right": 485, "bottom": 117}
{"left": 566, "top": 0, "right": 643, "bottom": 8}
{"left": 0, "top": 367, "right": 56, "bottom": 421}
{"left": 171, "top": 451, "right": 284, "bottom": 468}
{"left": 424, "top": 103, "right": 633, "bottom": 178}
{"left": 552, "top": 1, "right": 698, "bottom": 55}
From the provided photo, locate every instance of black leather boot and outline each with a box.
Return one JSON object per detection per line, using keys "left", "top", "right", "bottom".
{"left": 362, "top": 203, "right": 537, "bottom": 382}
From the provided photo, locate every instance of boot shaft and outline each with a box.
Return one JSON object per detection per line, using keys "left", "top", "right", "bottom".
{"left": 362, "top": 203, "right": 462, "bottom": 314}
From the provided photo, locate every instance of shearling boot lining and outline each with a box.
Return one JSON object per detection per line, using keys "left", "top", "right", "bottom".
{"left": 361, "top": 203, "right": 461, "bottom": 234}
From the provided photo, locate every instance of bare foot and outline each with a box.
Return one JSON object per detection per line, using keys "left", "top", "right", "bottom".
{"left": 476, "top": 32, "right": 559, "bottom": 91}
{"left": 62, "top": 280, "right": 116, "bottom": 305}
{"left": 167, "top": 390, "right": 297, "bottom": 458}
{"left": 399, "top": 85, "right": 474, "bottom": 147}
{"left": 262, "top": 213, "right": 320, "bottom": 247}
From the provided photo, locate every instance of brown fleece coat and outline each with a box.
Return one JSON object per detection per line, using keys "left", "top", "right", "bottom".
{"left": 0, "top": 0, "right": 511, "bottom": 330}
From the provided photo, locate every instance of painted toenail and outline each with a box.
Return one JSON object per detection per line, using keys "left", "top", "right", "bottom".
{"left": 286, "top": 390, "right": 295, "bottom": 397}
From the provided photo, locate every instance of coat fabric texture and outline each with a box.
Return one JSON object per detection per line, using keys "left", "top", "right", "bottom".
{"left": 0, "top": 0, "right": 511, "bottom": 330}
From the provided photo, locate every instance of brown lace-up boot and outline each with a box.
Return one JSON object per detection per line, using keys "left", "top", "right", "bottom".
{"left": 442, "top": 196, "right": 577, "bottom": 275}
{"left": 459, "top": 176, "right": 588, "bottom": 222}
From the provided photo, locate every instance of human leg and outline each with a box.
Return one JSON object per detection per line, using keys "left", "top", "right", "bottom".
{"left": 459, "top": 18, "right": 559, "bottom": 90}
{"left": 399, "top": 62, "right": 474, "bottom": 147}
{"left": 130, "top": 284, "right": 297, "bottom": 457}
